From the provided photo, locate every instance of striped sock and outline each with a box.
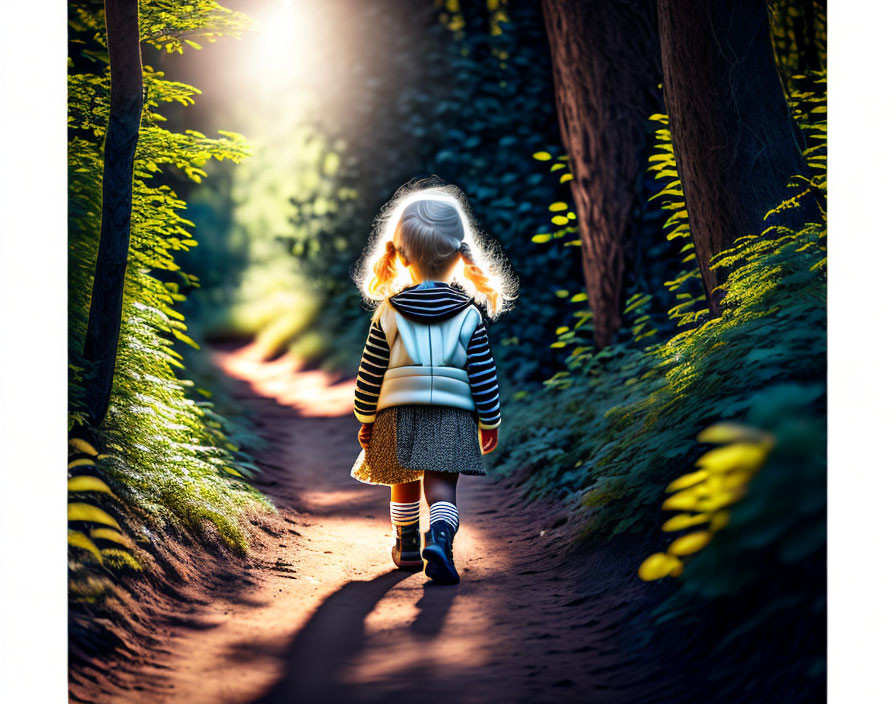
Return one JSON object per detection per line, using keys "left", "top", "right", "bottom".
{"left": 390, "top": 501, "right": 420, "bottom": 527}
{"left": 428, "top": 501, "right": 460, "bottom": 532}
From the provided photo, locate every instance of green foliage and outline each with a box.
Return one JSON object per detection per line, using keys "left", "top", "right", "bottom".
{"left": 492, "top": 218, "right": 825, "bottom": 535}
{"left": 491, "top": 65, "right": 827, "bottom": 529}
{"left": 645, "top": 113, "right": 708, "bottom": 327}
{"left": 787, "top": 70, "right": 828, "bottom": 199}
{"left": 769, "top": 0, "right": 827, "bottom": 91}
{"left": 68, "top": 0, "right": 271, "bottom": 568}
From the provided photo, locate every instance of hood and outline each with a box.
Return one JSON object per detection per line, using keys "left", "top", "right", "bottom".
{"left": 388, "top": 281, "right": 474, "bottom": 323}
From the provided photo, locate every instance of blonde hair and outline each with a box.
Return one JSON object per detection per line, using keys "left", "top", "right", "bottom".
{"left": 354, "top": 180, "right": 517, "bottom": 320}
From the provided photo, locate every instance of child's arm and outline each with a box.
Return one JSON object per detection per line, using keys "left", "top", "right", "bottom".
{"left": 465, "top": 322, "right": 501, "bottom": 453}
{"left": 354, "top": 320, "right": 390, "bottom": 447}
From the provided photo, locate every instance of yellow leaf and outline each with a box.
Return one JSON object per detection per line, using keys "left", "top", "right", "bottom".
{"left": 662, "top": 488, "right": 700, "bottom": 511}
{"left": 68, "top": 476, "right": 114, "bottom": 495}
{"left": 172, "top": 328, "right": 201, "bottom": 350}
{"left": 709, "top": 511, "right": 730, "bottom": 532}
{"left": 668, "top": 531, "right": 712, "bottom": 556}
{"left": 666, "top": 470, "right": 708, "bottom": 493}
{"left": 555, "top": 326, "right": 569, "bottom": 335}
{"left": 696, "top": 442, "right": 771, "bottom": 474}
{"left": 722, "top": 470, "right": 755, "bottom": 490}
{"left": 570, "top": 293, "right": 587, "bottom": 303}
{"left": 560, "top": 173, "right": 573, "bottom": 183}
{"left": 532, "top": 151, "right": 551, "bottom": 161}
{"left": 549, "top": 202, "right": 568, "bottom": 212}
{"left": 68, "top": 438, "right": 98, "bottom": 456}
{"left": 638, "top": 552, "right": 683, "bottom": 581}
{"left": 90, "top": 527, "right": 133, "bottom": 548}
{"left": 531, "top": 233, "right": 551, "bottom": 244}
{"left": 68, "top": 458, "right": 96, "bottom": 469}
{"left": 661, "top": 513, "right": 711, "bottom": 532}
{"left": 697, "top": 423, "right": 770, "bottom": 445}
{"left": 68, "top": 530, "right": 103, "bottom": 564}
{"left": 551, "top": 215, "right": 569, "bottom": 226}
{"left": 696, "top": 490, "right": 744, "bottom": 512}
{"left": 68, "top": 503, "right": 121, "bottom": 530}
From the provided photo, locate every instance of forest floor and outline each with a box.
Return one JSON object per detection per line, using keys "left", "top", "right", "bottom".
{"left": 77, "top": 344, "right": 691, "bottom": 704}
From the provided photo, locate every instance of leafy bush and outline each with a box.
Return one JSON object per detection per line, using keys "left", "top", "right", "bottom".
{"left": 68, "top": 0, "right": 271, "bottom": 578}
{"left": 492, "top": 194, "right": 825, "bottom": 517}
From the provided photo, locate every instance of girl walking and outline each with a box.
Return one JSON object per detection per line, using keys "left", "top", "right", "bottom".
{"left": 350, "top": 181, "right": 516, "bottom": 585}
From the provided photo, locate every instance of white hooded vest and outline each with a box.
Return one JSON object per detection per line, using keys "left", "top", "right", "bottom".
{"left": 353, "top": 282, "right": 501, "bottom": 429}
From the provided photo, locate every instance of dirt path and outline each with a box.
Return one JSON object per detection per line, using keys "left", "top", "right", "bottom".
{"left": 100, "top": 345, "right": 684, "bottom": 704}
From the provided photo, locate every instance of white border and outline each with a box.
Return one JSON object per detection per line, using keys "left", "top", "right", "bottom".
{"left": 828, "top": 1, "right": 896, "bottom": 702}
{"left": 0, "top": 1, "right": 69, "bottom": 701}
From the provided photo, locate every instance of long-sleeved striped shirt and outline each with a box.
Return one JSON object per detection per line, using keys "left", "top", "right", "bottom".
{"left": 353, "top": 282, "right": 501, "bottom": 428}
{"left": 463, "top": 323, "right": 501, "bottom": 428}
{"left": 354, "top": 320, "right": 390, "bottom": 422}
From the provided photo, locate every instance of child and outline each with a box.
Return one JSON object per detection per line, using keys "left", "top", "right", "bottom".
{"left": 350, "top": 181, "right": 516, "bottom": 585}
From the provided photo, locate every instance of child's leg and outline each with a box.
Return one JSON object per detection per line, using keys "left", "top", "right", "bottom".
{"left": 389, "top": 480, "right": 423, "bottom": 571}
{"left": 391, "top": 479, "right": 422, "bottom": 503}
{"left": 424, "top": 471, "right": 460, "bottom": 531}
{"left": 422, "top": 470, "right": 458, "bottom": 506}
{"left": 422, "top": 471, "right": 461, "bottom": 584}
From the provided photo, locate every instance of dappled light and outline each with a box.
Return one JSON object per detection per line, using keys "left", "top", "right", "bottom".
{"left": 215, "top": 343, "right": 355, "bottom": 417}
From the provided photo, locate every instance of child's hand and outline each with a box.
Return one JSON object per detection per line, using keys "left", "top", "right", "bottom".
{"left": 358, "top": 422, "right": 374, "bottom": 450}
{"left": 479, "top": 427, "right": 498, "bottom": 454}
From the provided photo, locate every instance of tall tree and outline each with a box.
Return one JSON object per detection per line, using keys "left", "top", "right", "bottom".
{"left": 541, "top": 0, "right": 663, "bottom": 348}
{"left": 82, "top": 0, "right": 143, "bottom": 426}
{"left": 657, "top": 0, "right": 818, "bottom": 314}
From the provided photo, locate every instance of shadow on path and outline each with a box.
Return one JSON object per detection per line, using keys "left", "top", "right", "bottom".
{"left": 251, "top": 570, "right": 414, "bottom": 703}
{"left": 410, "top": 582, "right": 460, "bottom": 640}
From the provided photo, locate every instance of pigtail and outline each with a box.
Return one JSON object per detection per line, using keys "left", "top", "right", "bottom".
{"left": 369, "top": 240, "right": 399, "bottom": 297}
{"left": 459, "top": 242, "right": 499, "bottom": 316}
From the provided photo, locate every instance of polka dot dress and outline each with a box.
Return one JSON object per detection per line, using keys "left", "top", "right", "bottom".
{"left": 351, "top": 405, "right": 486, "bottom": 486}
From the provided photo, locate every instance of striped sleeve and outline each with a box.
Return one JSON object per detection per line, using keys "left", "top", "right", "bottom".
{"left": 464, "top": 323, "right": 501, "bottom": 429}
{"left": 354, "top": 320, "right": 390, "bottom": 423}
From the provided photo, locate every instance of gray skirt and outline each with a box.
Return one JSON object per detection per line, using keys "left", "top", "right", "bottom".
{"left": 351, "top": 405, "right": 486, "bottom": 486}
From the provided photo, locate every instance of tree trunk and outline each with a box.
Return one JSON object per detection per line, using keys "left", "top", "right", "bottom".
{"left": 657, "top": 0, "right": 817, "bottom": 314}
{"left": 82, "top": 0, "right": 143, "bottom": 426}
{"left": 541, "top": 0, "right": 663, "bottom": 348}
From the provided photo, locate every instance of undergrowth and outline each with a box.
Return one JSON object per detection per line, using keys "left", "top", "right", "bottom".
{"left": 68, "top": 0, "right": 272, "bottom": 597}
{"left": 491, "top": 219, "right": 825, "bottom": 536}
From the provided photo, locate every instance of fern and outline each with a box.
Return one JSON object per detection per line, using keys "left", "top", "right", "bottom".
{"left": 68, "top": 0, "right": 271, "bottom": 578}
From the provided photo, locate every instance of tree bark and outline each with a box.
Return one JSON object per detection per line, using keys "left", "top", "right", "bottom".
{"left": 82, "top": 0, "right": 143, "bottom": 426}
{"left": 541, "top": 0, "right": 663, "bottom": 348}
{"left": 657, "top": 0, "right": 817, "bottom": 314}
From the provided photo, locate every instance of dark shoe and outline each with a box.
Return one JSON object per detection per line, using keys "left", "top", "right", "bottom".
{"left": 392, "top": 522, "right": 423, "bottom": 572}
{"left": 422, "top": 520, "right": 460, "bottom": 585}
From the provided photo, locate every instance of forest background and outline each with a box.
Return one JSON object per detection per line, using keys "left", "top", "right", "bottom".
{"left": 0, "top": 0, "right": 893, "bottom": 702}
